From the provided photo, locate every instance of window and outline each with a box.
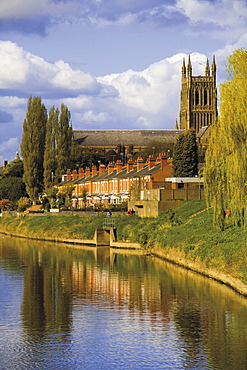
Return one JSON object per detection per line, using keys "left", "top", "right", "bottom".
{"left": 195, "top": 90, "right": 199, "bottom": 105}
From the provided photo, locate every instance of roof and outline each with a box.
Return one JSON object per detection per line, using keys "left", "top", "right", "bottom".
{"left": 60, "top": 163, "right": 163, "bottom": 186}
{"left": 73, "top": 129, "right": 182, "bottom": 147}
{"left": 197, "top": 126, "right": 209, "bottom": 138}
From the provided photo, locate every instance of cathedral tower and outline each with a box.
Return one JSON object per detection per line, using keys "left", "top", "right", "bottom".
{"left": 179, "top": 56, "right": 217, "bottom": 133}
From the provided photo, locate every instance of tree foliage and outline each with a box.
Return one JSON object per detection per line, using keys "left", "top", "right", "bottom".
{"left": 0, "top": 156, "right": 27, "bottom": 202}
{"left": 21, "top": 98, "right": 74, "bottom": 199}
{"left": 135, "top": 141, "right": 174, "bottom": 161}
{"left": 44, "top": 106, "right": 58, "bottom": 190}
{"left": 0, "top": 177, "right": 28, "bottom": 202}
{"left": 204, "top": 48, "right": 247, "bottom": 229}
{"left": 4, "top": 155, "right": 23, "bottom": 178}
{"left": 21, "top": 96, "right": 47, "bottom": 203}
{"left": 16, "top": 197, "right": 31, "bottom": 212}
{"left": 55, "top": 104, "right": 73, "bottom": 181}
{"left": 172, "top": 130, "right": 198, "bottom": 177}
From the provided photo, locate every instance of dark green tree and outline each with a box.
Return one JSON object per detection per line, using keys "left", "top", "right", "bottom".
{"left": 172, "top": 130, "right": 198, "bottom": 177}
{"left": 21, "top": 96, "right": 47, "bottom": 203}
{"left": 172, "top": 133, "right": 185, "bottom": 176}
{"left": 0, "top": 177, "right": 28, "bottom": 202}
{"left": 135, "top": 141, "right": 174, "bottom": 161}
{"left": 55, "top": 104, "right": 73, "bottom": 181}
{"left": 44, "top": 106, "right": 59, "bottom": 190}
{"left": 4, "top": 154, "right": 23, "bottom": 178}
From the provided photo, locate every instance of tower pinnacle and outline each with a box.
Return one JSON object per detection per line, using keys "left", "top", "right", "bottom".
{"left": 205, "top": 58, "right": 210, "bottom": 76}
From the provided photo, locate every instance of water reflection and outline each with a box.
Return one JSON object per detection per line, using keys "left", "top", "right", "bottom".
{"left": 1, "top": 235, "right": 247, "bottom": 369}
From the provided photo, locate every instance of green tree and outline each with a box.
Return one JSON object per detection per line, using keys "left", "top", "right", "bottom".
{"left": 0, "top": 154, "right": 27, "bottom": 203}
{"left": 4, "top": 154, "right": 23, "bottom": 178}
{"left": 80, "top": 186, "right": 88, "bottom": 207}
{"left": 0, "top": 177, "right": 28, "bottom": 202}
{"left": 45, "top": 186, "right": 58, "bottom": 209}
{"left": 204, "top": 48, "right": 247, "bottom": 229}
{"left": 44, "top": 106, "right": 59, "bottom": 190}
{"left": 135, "top": 141, "right": 174, "bottom": 161}
{"left": 172, "top": 130, "right": 198, "bottom": 177}
{"left": 17, "top": 197, "right": 31, "bottom": 212}
{"left": 21, "top": 96, "right": 47, "bottom": 203}
{"left": 55, "top": 104, "right": 73, "bottom": 181}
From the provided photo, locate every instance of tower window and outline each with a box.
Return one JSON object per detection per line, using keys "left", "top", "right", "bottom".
{"left": 195, "top": 90, "right": 199, "bottom": 105}
{"left": 204, "top": 90, "right": 208, "bottom": 105}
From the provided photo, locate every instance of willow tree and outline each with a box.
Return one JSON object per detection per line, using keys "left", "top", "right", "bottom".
{"left": 204, "top": 49, "right": 247, "bottom": 229}
{"left": 21, "top": 96, "right": 47, "bottom": 203}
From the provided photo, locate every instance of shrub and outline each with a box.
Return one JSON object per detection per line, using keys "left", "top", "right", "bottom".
{"left": 17, "top": 197, "right": 31, "bottom": 212}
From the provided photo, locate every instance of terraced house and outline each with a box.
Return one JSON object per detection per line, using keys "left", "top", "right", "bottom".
{"left": 59, "top": 153, "right": 172, "bottom": 208}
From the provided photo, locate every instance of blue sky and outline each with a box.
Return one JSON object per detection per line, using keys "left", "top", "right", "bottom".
{"left": 0, "top": 0, "right": 246, "bottom": 162}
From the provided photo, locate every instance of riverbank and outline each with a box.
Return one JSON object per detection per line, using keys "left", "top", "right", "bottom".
{"left": 0, "top": 200, "right": 246, "bottom": 296}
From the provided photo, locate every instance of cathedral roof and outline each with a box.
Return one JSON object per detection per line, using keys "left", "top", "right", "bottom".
{"left": 73, "top": 129, "right": 182, "bottom": 147}
{"left": 196, "top": 126, "right": 209, "bottom": 138}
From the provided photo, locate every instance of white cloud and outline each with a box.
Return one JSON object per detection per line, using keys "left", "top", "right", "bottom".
{"left": 0, "top": 41, "right": 29, "bottom": 88}
{"left": 51, "top": 61, "right": 99, "bottom": 93}
{"left": 176, "top": 0, "right": 247, "bottom": 37}
{"left": 0, "top": 0, "right": 80, "bottom": 20}
{"left": 0, "top": 96, "right": 26, "bottom": 109}
{"left": 0, "top": 0, "right": 48, "bottom": 19}
{"left": 98, "top": 55, "right": 183, "bottom": 117}
{"left": 0, "top": 41, "right": 99, "bottom": 96}
{"left": 0, "top": 137, "right": 20, "bottom": 164}
{"left": 82, "top": 110, "right": 110, "bottom": 123}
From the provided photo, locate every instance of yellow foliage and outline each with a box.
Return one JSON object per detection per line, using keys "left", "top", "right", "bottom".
{"left": 205, "top": 49, "right": 247, "bottom": 229}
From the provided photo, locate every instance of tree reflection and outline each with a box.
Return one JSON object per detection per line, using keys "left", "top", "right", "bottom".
{"left": 1, "top": 236, "right": 247, "bottom": 369}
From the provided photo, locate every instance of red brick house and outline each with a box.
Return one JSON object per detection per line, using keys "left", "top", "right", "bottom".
{"left": 58, "top": 153, "right": 172, "bottom": 208}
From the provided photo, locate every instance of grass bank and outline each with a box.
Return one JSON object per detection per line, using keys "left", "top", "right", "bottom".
{"left": 0, "top": 200, "right": 247, "bottom": 291}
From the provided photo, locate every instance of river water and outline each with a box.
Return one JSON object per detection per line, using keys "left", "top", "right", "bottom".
{"left": 1, "top": 236, "right": 247, "bottom": 370}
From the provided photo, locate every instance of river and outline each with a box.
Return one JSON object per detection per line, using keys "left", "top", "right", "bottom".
{"left": 0, "top": 235, "right": 247, "bottom": 369}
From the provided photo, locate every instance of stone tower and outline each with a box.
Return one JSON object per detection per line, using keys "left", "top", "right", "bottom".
{"left": 179, "top": 56, "right": 217, "bottom": 133}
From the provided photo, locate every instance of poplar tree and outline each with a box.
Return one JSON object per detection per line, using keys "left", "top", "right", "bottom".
{"left": 172, "top": 130, "right": 198, "bottom": 177}
{"left": 43, "top": 106, "right": 59, "bottom": 190}
{"left": 21, "top": 96, "right": 47, "bottom": 203}
{"left": 55, "top": 104, "right": 73, "bottom": 181}
{"left": 204, "top": 48, "right": 247, "bottom": 229}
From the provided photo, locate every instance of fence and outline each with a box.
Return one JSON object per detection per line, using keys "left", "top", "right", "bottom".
{"left": 103, "top": 218, "right": 116, "bottom": 228}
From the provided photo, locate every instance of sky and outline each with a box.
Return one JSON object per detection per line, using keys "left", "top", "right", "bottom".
{"left": 0, "top": 0, "right": 247, "bottom": 163}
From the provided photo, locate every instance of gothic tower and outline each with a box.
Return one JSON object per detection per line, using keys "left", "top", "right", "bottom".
{"left": 179, "top": 56, "right": 217, "bottom": 133}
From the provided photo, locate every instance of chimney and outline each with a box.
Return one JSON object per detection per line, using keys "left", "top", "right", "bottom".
{"left": 108, "top": 162, "right": 114, "bottom": 174}
{"left": 128, "top": 144, "right": 134, "bottom": 155}
{"left": 147, "top": 155, "right": 155, "bottom": 169}
{"left": 136, "top": 157, "right": 144, "bottom": 171}
{"left": 92, "top": 164, "right": 97, "bottom": 176}
{"left": 116, "top": 160, "right": 123, "bottom": 173}
{"left": 72, "top": 170, "right": 77, "bottom": 180}
{"left": 78, "top": 167, "right": 85, "bottom": 179}
{"left": 67, "top": 169, "right": 71, "bottom": 180}
{"left": 127, "top": 158, "right": 134, "bottom": 172}
{"left": 85, "top": 167, "right": 91, "bottom": 177}
{"left": 160, "top": 153, "right": 168, "bottom": 169}
{"left": 99, "top": 164, "right": 106, "bottom": 175}
{"left": 155, "top": 153, "right": 161, "bottom": 164}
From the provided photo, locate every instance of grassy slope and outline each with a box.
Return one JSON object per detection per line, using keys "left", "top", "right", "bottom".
{"left": 0, "top": 200, "right": 246, "bottom": 283}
